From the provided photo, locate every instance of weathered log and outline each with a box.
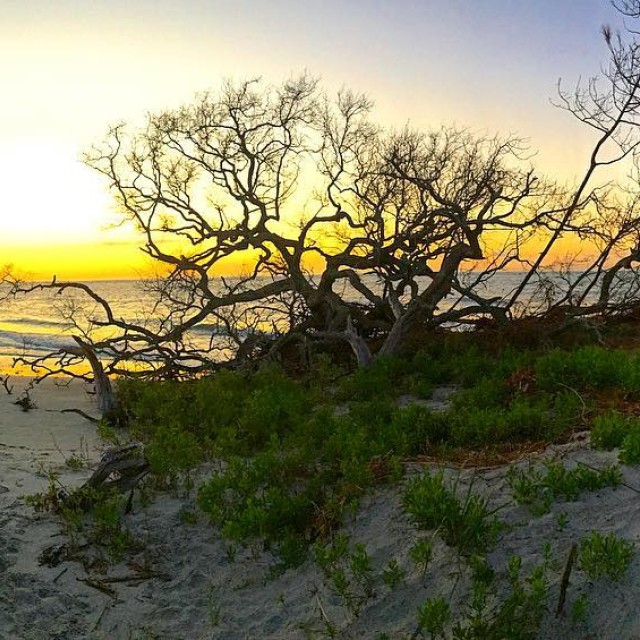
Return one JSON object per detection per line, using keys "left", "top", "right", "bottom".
{"left": 85, "top": 443, "right": 149, "bottom": 493}
{"left": 65, "top": 443, "right": 149, "bottom": 511}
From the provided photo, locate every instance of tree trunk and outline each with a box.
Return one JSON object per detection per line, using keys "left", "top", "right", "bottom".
{"left": 344, "top": 316, "right": 373, "bottom": 367}
{"left": 68, "top": 337, "right": 117, "bottom": 421}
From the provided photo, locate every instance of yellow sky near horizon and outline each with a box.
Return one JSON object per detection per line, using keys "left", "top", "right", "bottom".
{"left": 0, "top": 1, "right": 627, "bottom": 280}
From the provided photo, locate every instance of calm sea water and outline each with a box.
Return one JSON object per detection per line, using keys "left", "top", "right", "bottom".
{"left": 0, "top": 272, "right": 611, "bottom": 363}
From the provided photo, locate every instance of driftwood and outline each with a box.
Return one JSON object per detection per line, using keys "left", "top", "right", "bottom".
{"left": 65, "top": 443, "right": 149, "bottom": 512}
{"left": 85, "top": 444, "right": 149, "bottom": 493}
{"left": 556, "top": 543, "right": 578, "bottom": 617}
{"left": 39, "top": 445, "right": 151, "bottom": 572}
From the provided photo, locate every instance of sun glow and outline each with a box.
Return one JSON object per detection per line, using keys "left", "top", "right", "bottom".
{"left": 0, "top": 1, "right": 624, "bottom": 280}
{"left": 0, "top": 141, "right": 110, "bottom": 243}
{"left": 0, "top": 141, "right": 146, "bottom": 279}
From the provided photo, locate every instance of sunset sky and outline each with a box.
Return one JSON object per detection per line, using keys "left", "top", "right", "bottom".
{"left": 0, "top": 0, "right": 625, "bottom": 280}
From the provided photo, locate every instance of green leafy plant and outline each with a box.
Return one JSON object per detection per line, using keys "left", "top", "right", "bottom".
{"left": 556, "top": 511, "right": 569, "bottom": 531}
{"left": 24, "top": 469, "right": 65, "bottom": 513}
{"left": 410, "top": 538, "right": 434, "bottom": 580}
{"left": 620, "top": 429, "right": 640, "bottom": 464}
{"left": 446, "top": 389, "right": 581, "bottom": 447}
{"left": 416, "top": 596, "right": 451, "bottom": 639}
{"left": 91, "top": 491, "right": 139, "bottom": 560}
{"left": 535, "top": 346, "right": 640, "bottom": 392}
{"left": 451, "top": 554, "right": 550, "bottom": 640}
{"left": 507, "top": 461, "right": 621, "bottom": 515}
{"left": 579, "top": 531, "right": 634, "bottom": 580}
{"left": 571, "top": 592, "right": 589, "bottom": 625}
{"left": 382, "top": 558, "right": 406, "bottom": 589}
{"left": 145, "top": 425, "right": 204, "bottom": 487}
{"left": 64, "top": 453, "right": 86, "bottom": 470}
{"left": 314, "top": 534, "right": 376, "bottom": 616}
{"left": 590, "top": 411, "right": 634, "bottom": 450}
{"left": 403, "top": 471, "right": 501, "bottom": 555}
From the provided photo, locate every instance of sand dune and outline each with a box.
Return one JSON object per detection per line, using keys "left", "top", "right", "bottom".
{"left": 2, "top": 378, "right": 640, "bottom": 639}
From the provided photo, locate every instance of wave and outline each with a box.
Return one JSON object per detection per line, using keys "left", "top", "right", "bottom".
{"left": 0, "top": 317, "right": 75, "bottom": 331}
{"left": 0, "top": 329, "right": 76, "bottom": 357}
{"left": 189, "top": 323, "right": 226, "bottom": 336}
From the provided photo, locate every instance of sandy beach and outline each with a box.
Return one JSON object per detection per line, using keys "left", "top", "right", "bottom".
{"left": 2, "top": 377, "right": 640, "bottom": 639}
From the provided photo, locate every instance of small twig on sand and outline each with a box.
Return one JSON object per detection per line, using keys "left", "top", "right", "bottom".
{"left": 92, "top": 601, "right": 110, "bottom": 632}
{"left": 77, "top": 577, "right": 118, "bottom": 598}
{"left": 556, "top": 542, "right": 578, "bottom": 617}
{"left": 53, "top": 567, "right": 68, "bottom": 583}
{"left": 0, "top": 374, "right": 13, "bottom": 395}
{"left": 315, "top": 593, "right": 334, "bottom": 632}
{"left": 53, "top": 408, "right": 100, "bottom": 424}
{"left": 558, "top": 383, "right": 588, "bottom": 421}
{"left": 96, "top": 571, "right": 171, "bottom": 585}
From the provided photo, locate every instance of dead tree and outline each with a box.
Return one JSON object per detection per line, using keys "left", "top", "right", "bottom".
{"left": 9, "top": 15, "right": 640, "bottom": 378}
{"left": 504, "top": 7, "right": 640, "bottom": 321}
{"left": 70, "top": 78, "right": 546, "bottom": 369}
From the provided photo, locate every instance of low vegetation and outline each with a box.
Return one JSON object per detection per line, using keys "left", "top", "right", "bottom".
{"left": 107, "top": 337, "right": 640, "bottom": 564}
{"left": 23, "top": 330, "right": 640, "bottom": 637}
{"left": 507, "top": 461, "right": 622, "bottom": 515}
{"left": 402, "top": 471, "right": 501, "bottom": 556}
{"left": 579, "top": 531, "right": 635, "bottom": 581}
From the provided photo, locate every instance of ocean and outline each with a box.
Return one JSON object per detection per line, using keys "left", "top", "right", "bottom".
{"left": 0, "top": 280, "right": 155, "bottom": 362}
{"left": 0, "top": 271, "right": 625, "bottom": 367}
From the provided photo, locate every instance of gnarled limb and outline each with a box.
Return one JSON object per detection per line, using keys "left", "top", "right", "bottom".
{"left": 65, "top": 337, "right": 116, "bottom": 421}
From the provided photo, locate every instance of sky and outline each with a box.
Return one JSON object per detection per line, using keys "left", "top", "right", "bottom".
{"left": 0, "top": 0, "right": 626, "bottom": 279}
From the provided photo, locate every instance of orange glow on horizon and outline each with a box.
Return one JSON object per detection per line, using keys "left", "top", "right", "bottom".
{"left": 1, "top": 1, "right": 627, "bottom": 280}
{"left": 1, "top": 241, "right": 146, "bottom": 281}
{"left": 1, "top": 241, "right": 282, "bottom": 282}
{"left": 2, "top": 217, "right": 604, "bottom": 282}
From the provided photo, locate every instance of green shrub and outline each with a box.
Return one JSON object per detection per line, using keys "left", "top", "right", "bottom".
{"left": 389, "top": 405, "right": 451, "bottom": 451}
{"left": 449, "top": 554, "right": 550, "bottom": 640}
{"left": 382, "top": 558, "right": 407, "bottom": 589}
{"left": 114, "top": 345, "right": 640, "bottom": 570}
{"left": 403, "top": 472, "right": 501, "bottom": 555}
{"left": 591, "top": 411, "right": 633, "bottom": 450}
{"left": 197, "top": 446, "right": 321, "bottom": 549}
{"left": 197, "top": 387, "right": 450, "bottom": 563}
{"left": 579, "top": 531, "right": 634, "bottom": 580}
{"left": 589, "top": 411, "right": 640, "bottom": 464}
{"left": 410, "top": 538, "right": 434, "bottom": 578}
{"left": 451, "top": 377, "right": 510, "bottom": 411}
{"left": 238, "top": 387, "right": 302, "bottom": 447}
{"left": 90, "top": 491, "right": 139, "bottom": 560}
{"left": 337, "top": 356, "right": 407, "bottom": 401}
{"left": 314, "top": 534, "right": 375, "bottom": 615}
{"left": 409, "top": 349, "right": 452, "bottom": 386}
{"left": 446, "top": 389, "right": 581, "bottom": 448}
{"left": 117, "top": 365, "right": 311, "bottom": 456}
{"left": 416, "top": 596, "right": 451, "bottom": 638}
{"left": 536, "top": 345, "right": 640, "bottom": 392}
{"left": 145, "top": 424, "right": 204, "bottom": 482}
{"left": 507, "top": 462, "right": 621, "bottom": 515}
{"left": 620, "top": 430, "right": 640, "bottom": 464}
{"left": 446, "top": 345, "right": 527, "bottom": 388}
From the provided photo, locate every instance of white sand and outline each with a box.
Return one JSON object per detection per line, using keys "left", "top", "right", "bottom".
{"left": 2, "top": 379, "right": 640, "bottom": 639}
